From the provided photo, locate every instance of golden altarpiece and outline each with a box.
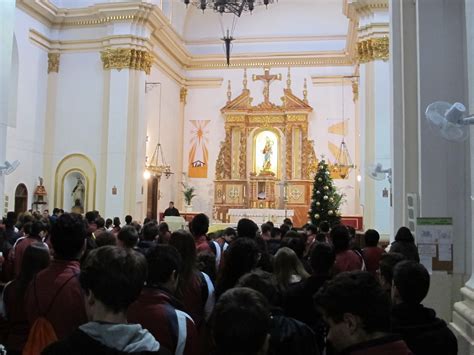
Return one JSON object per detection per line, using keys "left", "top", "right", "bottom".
{"left": 214, "top": 69, "right": 318, "bottom": 226}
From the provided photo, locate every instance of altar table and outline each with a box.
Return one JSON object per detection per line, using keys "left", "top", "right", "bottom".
{"left": 227, "top": 208, "right": 294, "bottom": 225}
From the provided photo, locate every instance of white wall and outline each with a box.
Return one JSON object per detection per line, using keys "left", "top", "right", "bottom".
{"left": 4, "top": 8, "right": 50, "bottom": 212}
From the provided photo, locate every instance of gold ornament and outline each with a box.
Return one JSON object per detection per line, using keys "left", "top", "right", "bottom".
{"left": 314, "top": 214, "right": 320, "bottom": 219}
{"left": 325, "top": 171, "right": 330, "bottom": 175}
{"left": 323, "top": 196, "right": 328, "bottom": 200}
{"left": 323, "top": 186, "right": 329, "bottom": 190}
{"left": 328, "top": 210, "right": 334, "bottom": 215}
{"left": 316, "top": 202, "right": 320, "bottom": 206}
{"left": 316, "top": 190, "right": 321, "bottom": 194}
{"left": 329, "top": 197, "right": 334, "bottom": 203}
{"left": 318, "top": 178, "right": 322, "bottom": 182}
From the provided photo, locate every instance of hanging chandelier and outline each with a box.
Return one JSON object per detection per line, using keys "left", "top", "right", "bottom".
{"left": 183, "top": 0, "right": 275, "bottom": 17}
{"left": 145, "top": 143, "right": 173, "bottom": 180}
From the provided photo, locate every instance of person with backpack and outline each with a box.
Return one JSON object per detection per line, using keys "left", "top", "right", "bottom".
{"left": 128, "top": 245, "right": 198, "bottom": 355}
{"left": 23, "top": 213, "right": 88, "bottom": 353}
{"left": 43, "top": 246, "right": 167, "bottom": 355}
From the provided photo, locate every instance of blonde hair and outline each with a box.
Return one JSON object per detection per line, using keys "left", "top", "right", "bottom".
{"left": 273, "top": 247, "right": 310, "bottom": 290}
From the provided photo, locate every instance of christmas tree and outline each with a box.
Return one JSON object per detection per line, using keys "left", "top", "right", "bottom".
{"left": 309, "top": 159, "right": 343, "bottom": 227}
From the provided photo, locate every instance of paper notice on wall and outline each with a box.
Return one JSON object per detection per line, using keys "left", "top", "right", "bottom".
{"left": 437, "top": 228, "right": 453, "bottom": 244}
{"left": 438, "top": 244, "right": 452, "bottom": 262}
{"left": 418, "top": 244, "right": 437, "bottom": 257}
{"left": 418, "top": 229, "right": 435, "bottom": 244}
{"left": 416, "top": 218, "right": 453, "bottom": 244}
{"left": 420, "top": 255, "right": 433, "bottom": 274}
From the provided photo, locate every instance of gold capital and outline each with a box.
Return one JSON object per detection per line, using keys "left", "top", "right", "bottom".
{"left": 48, "top": 53, "right": 60, "bottom": 73}
{"left": 180, "top": 87, "right": 188, "bottom": 104}
{"left": 100, "top": 48, "right": 152, "bottom": 74}
{"left": 357, "top": 37, "right": 389, "bottom": 63}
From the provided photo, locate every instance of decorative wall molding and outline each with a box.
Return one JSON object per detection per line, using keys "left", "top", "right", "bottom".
{"left": 311, "top": 75, "right": 357, "bottom": 86}
{"left": 47, "top": 52, "right": 60, "bottom": 73}
{"left": 185, "top": 34, "right": 347, "bottom": 46}
{"left": 357, "top": 37, "right": 389, "bottom": 63}
{"left": 100, "top": 48, "right": 153, "bottom": 74}
{"left": 180, "top": 87, "right": 188, "bottom": 104}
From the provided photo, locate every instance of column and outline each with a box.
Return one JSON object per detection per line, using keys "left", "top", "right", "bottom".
{"left": 100, "top": 48, "right": 150, "bottom": 219}
{"left": 349, "top": 1, "right": 391, "bottom": 237}
{"left": 452, "top": 0, "right": 474, "bottom": 352}
{"left": 42, "top": 53, "right": 60, "bottom": 207}
{"left": 176, "top": 86, "right": 187, "bottom": 210}
{"left": 0, "top": 0, "right": 16, "bottom": 214}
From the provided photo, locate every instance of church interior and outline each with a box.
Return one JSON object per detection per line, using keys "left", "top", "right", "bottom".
{"left": 2, "top": 0, "right": 474, "bottom": 353}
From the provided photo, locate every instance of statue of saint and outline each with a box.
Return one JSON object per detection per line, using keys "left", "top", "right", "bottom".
{"left": 71, "top": 178, "right": 85, "bottom": 211}
{"left": 262, "top": 136, "right": 274, "bottom": 172}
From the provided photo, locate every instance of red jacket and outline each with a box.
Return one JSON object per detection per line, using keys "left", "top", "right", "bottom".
{"left": 24, "top": 260, "right": 87, "bottom": 340}
{"left": 195, "top": 236, "right": 212, "bottom": 254}
{"left": 362, "top": 247, "right": 385, "bottom": 275}
{"left": 334, "top": 250, "right": 363, "bottom": 274}
{"left": 128, "top": 287, "right": 198, "bottom": 355}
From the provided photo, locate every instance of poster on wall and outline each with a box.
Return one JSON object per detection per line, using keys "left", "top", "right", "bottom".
{"left": 188, "top": 120, "right": 210, "bottom": 178}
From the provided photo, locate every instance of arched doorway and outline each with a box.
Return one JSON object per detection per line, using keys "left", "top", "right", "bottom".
{"left": 14, "top": 183, "right": 28, "bottom": 214}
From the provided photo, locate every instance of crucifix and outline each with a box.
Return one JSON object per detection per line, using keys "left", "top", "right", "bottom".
{"left": 252, "top": 68, "right": 282, "bottom": 103}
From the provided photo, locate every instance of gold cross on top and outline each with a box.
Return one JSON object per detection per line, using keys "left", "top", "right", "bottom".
{"left": 253, "top": 68, "right": 282, "bottom": 103}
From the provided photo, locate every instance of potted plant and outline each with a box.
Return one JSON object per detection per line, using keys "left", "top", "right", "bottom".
{"left": 182, "top": 183, "right": 196, "bottom": 212}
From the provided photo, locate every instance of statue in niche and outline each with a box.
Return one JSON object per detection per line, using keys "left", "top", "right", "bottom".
{"left": 71, "top": 177, "right": 85, "bottom": 213}
{"left": 261, "top": 136, "right": 274, "bottom": 172}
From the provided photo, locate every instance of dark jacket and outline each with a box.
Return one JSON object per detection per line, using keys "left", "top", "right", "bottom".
{"left": 42, "top": 322, "right": 171, "bottom": 355}
{"left": 389, "top": 241, "right": 420, "bottom": 262}
{"left": 339, "top": 335, "right": 413, "bottom": 355}
{"left": 283, "top": 274, "right": 330, "bottom": 351}
{"left": 391, "top": 303, "right": 458, "bottom": 355}
{"left": 269, "top": 309, "right": 320, "bottom": 355}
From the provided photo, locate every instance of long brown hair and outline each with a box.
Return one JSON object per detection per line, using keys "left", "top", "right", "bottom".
{"left": 169, "top": 230, "right": 198, "bottom": 298}
{"left": 273, "top": 247, "right": 309, "bottom": 290}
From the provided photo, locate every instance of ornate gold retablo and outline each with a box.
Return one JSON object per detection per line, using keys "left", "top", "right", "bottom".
{"left": 357, "top": 37, "right": 389, "bottom": 63}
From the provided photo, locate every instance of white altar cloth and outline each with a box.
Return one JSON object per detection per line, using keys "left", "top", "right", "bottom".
{"left": 227, "top": 209, "right": 294, "bottom": 225}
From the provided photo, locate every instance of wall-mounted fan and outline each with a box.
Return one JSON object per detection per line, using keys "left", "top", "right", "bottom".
{"left": 0, "top": 160, "right": 20, "bottom": 176}
{"left": 425, "top": 101, "right": 474, "bottom": 142}
{"left": 366, "top": 163, "right": 392, "bottom": 183}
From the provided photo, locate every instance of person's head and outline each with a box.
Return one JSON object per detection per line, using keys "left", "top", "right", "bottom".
{"left": 169, "top": 230, "right": 197, "bottom": 285}
{"left": 271, "top": 227, "right": 281, "bottom": 240}
{"left": 237, "top": 218, "right": 259, "bottom": 239}
{"left": 237, "top": 270, "right": 278, "bottom": 306}
{"left": 273, "top": 247, "right": 309, "bottom": 289}
{"left": 310, "top": 242, "right": 335, "bottom": 274}
{"left": 84, "top": 212, "right": 96, "bottom": 225}
{"left": 125, "top": 215, "right": 133, "bottom": 225}
{"left": 212, "top": 288, "right": 271, "bottom": 355}
{"left": 50, "top": 213, "right": 87, "bottom": 260}
{"left": 283, "top": 218, "right": 293, "bottom": 227}
{"left": 392, "top": 260, "right": 430, "bottom": 305}
{"left": 142, "top": 221, "right": 159, "bottom": 242}
{"left": 146, "top": 244, "right": 182, "bottom": 293}
{"left": 378, "top": 252, "right": 405, "bottom": 293}
{"left": 189, "top": 213, "right": 209, "bottom": 237}
{"left": 315, "top": 233, "right": 327, "bottom": 243}
{"left": 216, "top": 237, "right": 260, "bottom": 298}
{"left": 117, "top": 225, "right": 139, "bottom": 249}
{"left": 22, "top": 222, "right": 33, "bottom": 236}
{"left": 314, "top": 271, "right": 391, "bottom": 352}
{"left": 17, "top": 242, "right": 50, "bottom": 298}
{"left": 330, "top": 225, "right": 350, "bottom": 252}
{"left": 306, "top": 224, "right": 318, "bottom": 237}
{"left": 319, "top": 221, "right": 330, "bottom": 234}
{"left": 95, "top": 217, "right": 105, "bottom": 229}
{"left": 260, "top": 223, "right": 272, "bottom": 237}
{"left": 394, "top": 226, "right": 414, "bottom": 242}
{"left": 52, "top": 208, "right": 60, "bottom": 216}
{"left": 223, "top": 227, "right": 237, "bottom": 244}
{"left": 158, "top": 222, "right": 171, "bottom": 244}
{"left": 265, "top": 221, "right": 274, "bottom": 229}
{"left": 80, "top": 246, "right": 147, "bottom": 319}
{"left": 95, "top": 231, "right": 117, "bottom": 247}
{"left": 113, "top": 217, "right": 121, "bottom": 227}
{"left": 30, "top": 220, "right": 46, "bottom": 239}
{"left": 168, "top": 201, "right": 174, "bottom": 209}
{"left": 105, "top": 218, "right": 113, "bottom": 228}
{"left": 42, "top": 210, "right": 49, "bottom": 218}
{"left": 279, "top": 223, "right": 290, "bottom": 238}
{"left": 280, "top": 231, "right": 305, "bottom": 259}
{"left": 364, "top": 229, "right": 380, "bottom": 247}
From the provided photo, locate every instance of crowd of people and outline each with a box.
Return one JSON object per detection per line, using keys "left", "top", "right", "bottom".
{"left": 0, "top": 208, "right": 458, "bottom": 355}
